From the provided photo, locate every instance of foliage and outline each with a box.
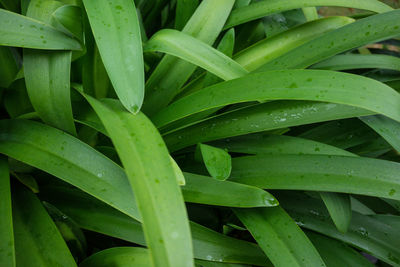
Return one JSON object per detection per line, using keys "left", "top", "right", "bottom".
{"left": 0, "top": 0, "right": 400, "bottom": 266}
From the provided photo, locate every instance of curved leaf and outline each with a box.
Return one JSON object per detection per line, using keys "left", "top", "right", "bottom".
{"left": 230, "top": 154, "right": 400, "bottom": 201}
{"left": 0, "top": 8, "right": 81, "bottom": 50}
{"left": 0, "top": 119, "right": 141, "bottom": 221}
{"left": 234, "top": 17, "right": 354, "bottom": 71}
{"left": 144, "top": 29, "right": 248, "bottom": 80}
{"left": 224, "top": 0, "right": 392, "bottom": 29}
{"left": 40, "top": 186, "right": 272, "bottom": 266}
{"left": 234, "top": 207, "right": 326, "bottom": 267}
{"left": 80, "top": 247, "right": 150, "bottom": 267}
{"left": 164, "top": 101, "right": 373, "bottom": 152}
{"left": 258, "top": 9, "right": 400, "bottom": 71}
{"left": 24, "top": 0, "right": 76, "bottom": 135}
{"left": 143, "top": 0, "right": 235, "bottom": 116}
{"left": 312, "top": 54, "right": 400, "bottom": 71}
{"left": 198, "top": 144, "right": 232, "bottom": 180}
{"left": 183, "top": 172, "right": 278, "bottom": 207}
{"left": 82, "top": 97, "right": 194, "bottom": 267}
{"left": 83, "top": 0, "right": 144, "bottom": 113}
{"left": 153, "top": 70, "right": 398, "bottom": 128}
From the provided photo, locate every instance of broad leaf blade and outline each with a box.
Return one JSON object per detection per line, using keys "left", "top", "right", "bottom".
{"left": 83, "top": 97, "right": 194, "bottom": 267}
{"left": 83, "top": 0, "right": 144, "bottom": 113}
{"left": 154, "top": 70, "right": 396, "bottom": 128}
{"left": 230, "top": 154, "right": 400, "bottom": 201}
{"left": 24, "top": 0, "right": 76, "bottom": 135}
{"left": 0, "top": 119, "right": 141, "bottom": 221}
{"left": 144, "top": 29, "right": 248, "bottom": 80}
{"left": 0, "top": 8, "right": 81, "bottom": 50}
{"left": 164, "top": 101, "right": 373, "bottom": 152}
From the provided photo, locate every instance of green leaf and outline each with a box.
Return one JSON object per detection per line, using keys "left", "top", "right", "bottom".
{"left": 234, "top": 17, "right": 354, "bottom": 71}
{"left": 0, "top": 119, "right": 141, "bottom": 221}
{"left": 360, "top": 115, "right": 400, "bottom": 152}
{"left": 306, "top": 231, "right": 374, "bottom": 267}
{"left": 230, "top": 154, "right": 400, "bottom": 201}
{"left": 311, "top": 54, "right": 400, "bottom": 71}
{"left": 0, "top": 8, "right": 81, "bottom": 50}
{"left": 170, "top": 156, "right": 186, "bottom": 186}
{"left": 24, "top": 49, "right": 76, "bottom": 134}
{"left": 0, "top": 46, "right": 18, "bottom": 88}
{"left": 278, "top": 192, "right": 400, "bottom": 266}
{"left": 51, "top": 4, "right": 83, "bottom": 42}
{"left": 211, "top": 134, "right": 353, "bottom": 232}
{"left": 143, "top": 29, "right": 248, "bottom": 81}
{"left": 209, "top": 134, "right": 355, "bottom": 156}
{"left": 82, "top": 0, "right": 144, "bottom": 113}
{"left": 82, "top": 97, "right": 194, "bottom": 267}
{"left": 183, "top": 172, "right": 278, "bottom": 207}
{"left": 198, "top": 144, "right": 232, "bottom": 180}
{"left": 153, "top": 70, "right": 398, "bottom": 128}
{"left": 143, "top": 0, "right": 236, "bottom": 116}
{"left": 80, "top": 247, "right": 150, "bottom": 267}
{"left": 0, "top": 158, "right": 15, "bottom": 267}
{"left": 234, "top": 207, "right": 326, "bottom": 267}
{"left": 224, "top": 0, "right": 392, "bottom": 29}
{"left": 41, "top": 186, "right": 271, "bottom": 266}
{"left": 24, "top": 0, "right": 76, "bottom": 135}
{"left": 320, "top": 192, "right": 351, "bottom": 233}
{"left": 12, "top": 185, "right": 76, "bottom": 267}
{"left": 258, "top": 9, "right": 400, "bottom": 71}
{"left": 164, "top": 101, "right": 373, "bottom": 152}
{"left": 175, "top": 0, "right": 199, "bottom": 30}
